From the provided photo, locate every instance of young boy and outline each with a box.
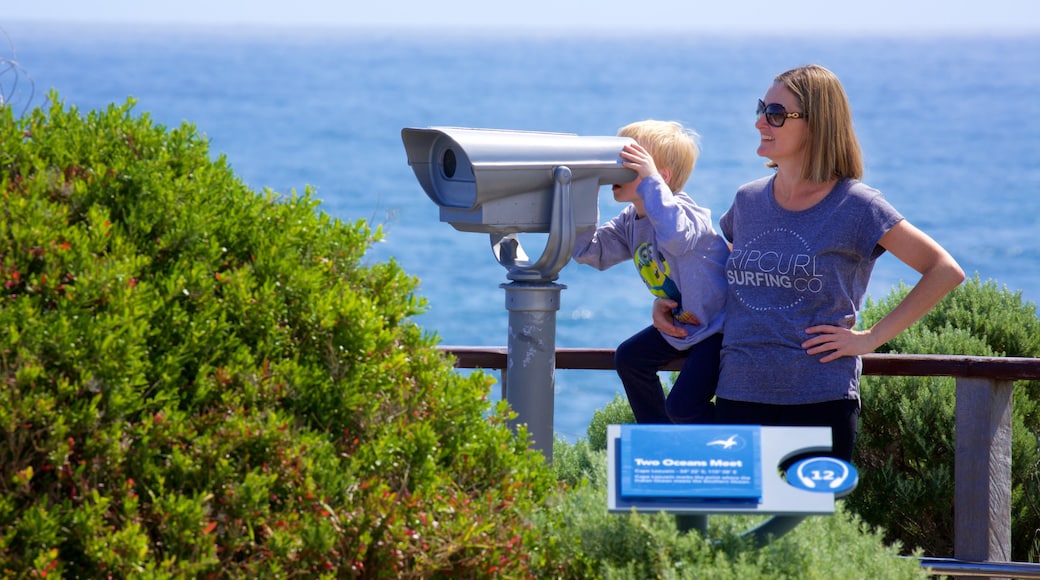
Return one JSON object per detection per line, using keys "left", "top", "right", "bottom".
{"left": 572, "top": 120, "right": 729, "bottom": 423}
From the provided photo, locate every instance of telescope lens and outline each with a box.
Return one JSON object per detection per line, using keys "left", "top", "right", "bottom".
{"left": 442, "top": 148, "right": 457, "bottom": 178}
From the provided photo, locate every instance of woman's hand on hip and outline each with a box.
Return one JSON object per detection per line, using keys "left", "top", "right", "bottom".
{"left": 802, "top": 325, "right": 879, "bottom": 363}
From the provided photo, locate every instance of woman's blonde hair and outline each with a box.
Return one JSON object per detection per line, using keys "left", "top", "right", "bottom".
{"left": 617, "top": 120, "right": 700, "bottom": 193}
{"left": 773, "top": 64, "right": 863, "bottom": 182}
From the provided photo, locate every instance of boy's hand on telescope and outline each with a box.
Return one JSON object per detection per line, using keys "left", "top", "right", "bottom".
{"left": 620, "top": 143, "right": 659, "bottom": 180}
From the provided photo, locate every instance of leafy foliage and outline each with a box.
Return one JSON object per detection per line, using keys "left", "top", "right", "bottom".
{"left": 586, "top": 393, "right": 636, "bottom": 452}
{"left": 3, "top": 91, "right": 1022, "bottom": 577}
{"left": 540, "top": 435, "right": 927, "bottom": 579}
{"left": 848, "top": 276, "right": 1040, "bottom": 561}
{"left": 0, "top": 93, "right": 555, "bottom": 577}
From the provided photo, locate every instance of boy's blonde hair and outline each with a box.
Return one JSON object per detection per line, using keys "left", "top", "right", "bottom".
{"left": 617, "top": 120, "right": 700, "bottom": 193}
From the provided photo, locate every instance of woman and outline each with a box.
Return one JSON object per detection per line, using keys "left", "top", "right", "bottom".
{"left": 653, "top": 64, "right": 964, "bottom": 461}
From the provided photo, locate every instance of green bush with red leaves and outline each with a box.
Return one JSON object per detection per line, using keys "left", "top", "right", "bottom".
{"left": 0, "top": 93, "right": 556, "bottom": 578}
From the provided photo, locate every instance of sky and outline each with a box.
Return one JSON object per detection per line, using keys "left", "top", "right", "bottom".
{"left": 4, "top": 0, "right": 1039, "bottom": 35}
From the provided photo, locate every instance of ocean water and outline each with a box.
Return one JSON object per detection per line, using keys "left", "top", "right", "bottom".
{"left": 5, "top": 23, "right": 1040, "bottom": 441}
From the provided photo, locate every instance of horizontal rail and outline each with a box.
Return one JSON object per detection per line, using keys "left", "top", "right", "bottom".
{"left": 916, "top": 557, "right": 1040, "bottom": 578}
{"left": 442, "top": 346, "right": 1040, "bottom": 381}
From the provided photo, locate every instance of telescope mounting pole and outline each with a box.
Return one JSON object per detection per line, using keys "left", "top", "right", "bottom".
{"left": 492, "top": 166, "right": 575, "bottom": 462}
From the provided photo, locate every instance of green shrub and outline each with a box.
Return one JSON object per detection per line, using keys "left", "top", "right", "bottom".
{"left": 5, "top": 91, "right": 1024, "bottom": 577}
{"left": 0, "top": 94, "right": 556, "bottom": 577}
{"left": 540, "top": 438, "right": 927, "bottom": 579}
{"left": 586, "top": 393, "right": 636, "bottom": 452}
{"left": 850, "top": 276, "right": 1040, "bottom": 561}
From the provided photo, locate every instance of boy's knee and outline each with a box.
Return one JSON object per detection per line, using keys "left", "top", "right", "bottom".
{"left": 614, "top": 344, "right": 635, "bottom": 368}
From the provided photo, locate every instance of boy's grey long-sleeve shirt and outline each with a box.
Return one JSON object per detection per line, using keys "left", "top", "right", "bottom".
{"left": 572, "top": 174, "right": 730, "bottom": 350}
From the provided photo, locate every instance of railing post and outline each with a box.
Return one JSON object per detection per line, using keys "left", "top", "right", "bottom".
{"left": 954, "top": 377, "right": 1013, "bottom": 568}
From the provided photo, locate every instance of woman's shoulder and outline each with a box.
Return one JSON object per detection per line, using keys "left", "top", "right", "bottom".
{"left": 834, "top": 179, "right": 902, "bottom": 223}
{"left": 840, "top": 179, "right": 884, "bottom": 200}
{"left": 737, "top": 175, "right": 773, "bottom": 192}
{"left": 836, "top": 179, "right": 897, "bottom": 211}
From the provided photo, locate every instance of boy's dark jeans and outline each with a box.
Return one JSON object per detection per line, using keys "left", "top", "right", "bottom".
{"left": 614, "top": 326, "right": 723, "bottom": 424}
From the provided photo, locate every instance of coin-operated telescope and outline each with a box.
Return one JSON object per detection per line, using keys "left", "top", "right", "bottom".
{"left": 402, "top": 127, "right": 636, "bottom": 459}
{"left": 402, "top": 126, "right": 635, "bottom": 282}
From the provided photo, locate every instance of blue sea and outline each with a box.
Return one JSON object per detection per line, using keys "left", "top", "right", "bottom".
{"left": 5, "top": 22, "right": 1040, "bottom": 441}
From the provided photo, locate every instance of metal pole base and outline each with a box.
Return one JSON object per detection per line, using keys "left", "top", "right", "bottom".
{"left": 502, "top": 281, "right": 564, "bottom": 462}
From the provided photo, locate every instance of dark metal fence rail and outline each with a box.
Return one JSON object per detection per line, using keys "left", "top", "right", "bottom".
{"left": 915, "top": 557, "right": 1040, "bottom": 578}
{"left": 442, "top": 347, "right": 1040, "bottom": 578}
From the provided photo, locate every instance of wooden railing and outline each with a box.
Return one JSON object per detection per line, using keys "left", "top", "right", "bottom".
{"left": 442, "top": 346, "right": 1040, "bottom": 577}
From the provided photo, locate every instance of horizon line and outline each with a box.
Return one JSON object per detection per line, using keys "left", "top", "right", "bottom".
{"left": 4, "top": 18, "right": 1040, "bottom": 38}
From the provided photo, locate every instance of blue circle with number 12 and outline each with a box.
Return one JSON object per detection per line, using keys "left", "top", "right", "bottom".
{"left": 785, "top": 457, "right": 859, "bottom": 497}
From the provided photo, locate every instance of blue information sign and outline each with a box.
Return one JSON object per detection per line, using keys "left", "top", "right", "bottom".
{"left": 619, "top": 425, "right": 762, "bottom": 501}
{"left": 785, "top": 457, "right": 858, "bottom": 497}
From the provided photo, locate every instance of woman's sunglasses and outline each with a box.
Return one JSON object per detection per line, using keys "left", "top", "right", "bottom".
{"left": 757, "top": 99, "right": 807, "bottom": 128}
